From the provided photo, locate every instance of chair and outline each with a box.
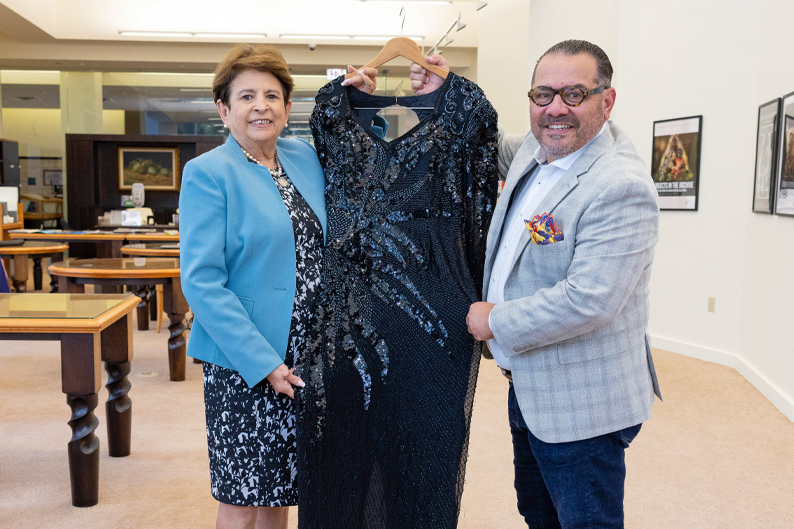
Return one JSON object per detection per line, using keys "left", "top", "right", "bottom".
{"left": 0, "top": 259, "right": 10, "bottom": 293}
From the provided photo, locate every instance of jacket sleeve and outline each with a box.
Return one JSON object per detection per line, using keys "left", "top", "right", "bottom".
{"left": 497, "top": 126, "right": 530, "bottom": 179}
{"left": 490, "top": 168, "right": 659, "bottom": 356}
{"left": 179, "top": 159, "right": 284, "bottom": 387}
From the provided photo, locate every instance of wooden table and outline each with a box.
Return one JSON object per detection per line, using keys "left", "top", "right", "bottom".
{"left": 121, "top": 244, "right": 181, "bottom": 330}
{"left": 9, "top": 230, "right": 179, "bottom": 258}
{"left": 9, "top": 231, "right": 128, "bottom": 258}
{"left": 0, "top": 241, "right": 68, "bottom": 292}
{"left": 120, "top": 242, "right": 180, "bottom": 257}
{"left": 122, "top": 232, "right": 179, "bottom": 244}
{"left": 0, "top": 293, "right": 139, "bottom": 507}
{"left": 49, "top": 257, "right": 190, "bottom": 381}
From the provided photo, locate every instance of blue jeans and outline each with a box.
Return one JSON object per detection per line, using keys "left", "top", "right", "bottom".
{"left": 508, "top": 383, "right": 641, "bottom": 529}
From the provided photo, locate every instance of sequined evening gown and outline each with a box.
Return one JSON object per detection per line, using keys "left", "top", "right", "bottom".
{"left": 297, "top": 73, "right": 498, "bottom": 529}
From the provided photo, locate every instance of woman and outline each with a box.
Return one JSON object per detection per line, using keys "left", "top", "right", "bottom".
{"left": 179, "top": 44, "right": 374, "bottom": 529}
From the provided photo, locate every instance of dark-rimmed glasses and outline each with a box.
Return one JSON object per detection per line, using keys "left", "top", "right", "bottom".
{"left": 528, "top": 85, "right": 607, "bottom": 107}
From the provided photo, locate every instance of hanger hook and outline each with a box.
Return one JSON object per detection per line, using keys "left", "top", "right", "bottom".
{"left": 400, "top": 7, "right": 405, "bottom": 37}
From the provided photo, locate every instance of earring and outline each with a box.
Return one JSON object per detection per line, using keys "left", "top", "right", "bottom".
{"left": 223, "top": 123, "right": 229, "bottom": 129}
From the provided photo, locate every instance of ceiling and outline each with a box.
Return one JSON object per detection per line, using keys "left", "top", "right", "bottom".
{"left": 0, "top": 1, "right": 485, "bottom": 131}
{"left": 0, "top": 0, "right": 483, "bottom": 73}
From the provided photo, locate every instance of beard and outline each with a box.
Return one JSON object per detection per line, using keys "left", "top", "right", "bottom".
{"left": 531, "top": 113, "right": 605, "bottom": 161}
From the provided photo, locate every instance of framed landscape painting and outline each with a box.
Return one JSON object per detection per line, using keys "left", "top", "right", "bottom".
{"left": 118, "top": 147, "right": 180, "bottom": 191}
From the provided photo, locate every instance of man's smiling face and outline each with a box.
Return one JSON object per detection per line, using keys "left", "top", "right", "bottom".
{"left": 529, "top": 52, "right": 615, "bottom": 162}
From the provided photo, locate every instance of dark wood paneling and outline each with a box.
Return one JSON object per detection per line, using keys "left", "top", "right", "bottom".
{"left": 65, "top": 134, "right": 223, "bottom": 255}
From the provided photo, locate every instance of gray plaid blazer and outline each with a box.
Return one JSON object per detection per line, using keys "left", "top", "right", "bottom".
{"left": 485, "top": 122, "right": 662, "bottom": 443}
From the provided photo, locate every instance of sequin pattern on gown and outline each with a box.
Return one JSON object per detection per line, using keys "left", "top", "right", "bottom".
{"left": 297, "top": 73, "right": 498, "bottom": 529}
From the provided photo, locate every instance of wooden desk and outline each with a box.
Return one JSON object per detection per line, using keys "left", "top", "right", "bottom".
{"left": 0, "top": 293, "right": 139, "bottom": 507}
{"left": 49, "top": 258, "right": 189, "bottom": 381}
{"left": 0, "top": 241, "right": 68, "bottom": 291}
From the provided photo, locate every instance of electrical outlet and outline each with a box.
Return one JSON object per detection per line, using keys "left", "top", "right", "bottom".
{"left": 707, "top": 297, "right": 716, "bottom": 313}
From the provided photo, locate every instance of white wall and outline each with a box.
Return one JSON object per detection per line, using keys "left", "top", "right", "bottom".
{"left": 617, "top": 0, "right": 793, "bottom": 420}
{"left": 476, "top": 0, "right": 530, "bottom": 134}
{"left": 488, "top": 0, "right": 793, "bottom": 419}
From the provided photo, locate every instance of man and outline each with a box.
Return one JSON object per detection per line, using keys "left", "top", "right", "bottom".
{"left": 411, "top": 40, "right": 661, "bottom": 528}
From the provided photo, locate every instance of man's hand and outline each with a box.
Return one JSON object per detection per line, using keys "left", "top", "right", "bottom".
{"left": 266, "top": 364, "right": 305, "bottom": 399}
{"left": 341, "top": 65, "right": 378, "bottom": 94}
{"left": 466, "top": 302, "right": 495, "bottom": 341}
{"left": 409, "top": 55, "right": 449, "bottom": 95}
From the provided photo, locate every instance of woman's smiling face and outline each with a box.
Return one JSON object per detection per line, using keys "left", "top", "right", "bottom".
{"left": 217, "top": 69, "right": 291, "bottom": 156}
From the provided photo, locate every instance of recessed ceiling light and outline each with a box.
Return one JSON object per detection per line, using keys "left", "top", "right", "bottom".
{"left": 193, "top": 33, "right": 266, "bottom": 39}
{"left": 119, "top": 31, "right": 192, "bottom": 38}
{"left": 280, "top": 35, "right": 353, "bottom": 40}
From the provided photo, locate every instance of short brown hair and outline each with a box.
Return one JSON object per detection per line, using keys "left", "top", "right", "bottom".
{"left": 213, "top": 44, "right": 294, "bottom": 106}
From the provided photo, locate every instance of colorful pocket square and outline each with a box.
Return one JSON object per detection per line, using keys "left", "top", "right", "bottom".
{"left": 525, "top": 213, "right": 564, "bottom": 245}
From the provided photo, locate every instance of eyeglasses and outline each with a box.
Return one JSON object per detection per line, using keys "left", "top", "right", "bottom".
{"left": 527, "top": 85, "right": 607, "bottom": 107}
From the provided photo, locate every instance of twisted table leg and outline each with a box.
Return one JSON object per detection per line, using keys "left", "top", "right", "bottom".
{"left": 66, "top": 393, "right": 100, "bottom": 507}
{"left": 135, "top": 285, "right": 151, "bottom": 331}
{"left": 164, "top": 278, "right": 190, "bottom": 382}
{"left": 167, "top": 313, "right": 187, "bottom": 381}
{"left": 105, "top": 361, "right": 132, "bottom": 457}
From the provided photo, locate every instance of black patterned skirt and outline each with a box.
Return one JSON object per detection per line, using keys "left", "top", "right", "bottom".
{"left": 203, "top": 363, "right": 298, "bottom": 506}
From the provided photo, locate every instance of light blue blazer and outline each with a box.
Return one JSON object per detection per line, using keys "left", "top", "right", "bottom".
{"left": 179, "top": 135, "right": 326, "bottom": 387}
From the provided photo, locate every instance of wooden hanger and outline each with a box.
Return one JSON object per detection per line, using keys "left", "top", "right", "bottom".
{"left": 344, "top": 37, "right": 449, "bottom": 80}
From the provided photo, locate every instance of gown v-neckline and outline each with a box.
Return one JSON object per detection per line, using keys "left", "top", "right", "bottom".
{"left": 343, "top": 73, "right": 454, "bottom": 148}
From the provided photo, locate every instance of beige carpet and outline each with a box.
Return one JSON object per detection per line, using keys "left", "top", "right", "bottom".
{"left": 1, "top": 316, "right": 793, "bottom": 528}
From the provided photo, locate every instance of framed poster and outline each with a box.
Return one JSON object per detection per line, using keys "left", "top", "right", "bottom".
{"left": 775, "top": 91, "right": 794, "bottom": 216}
{"left": 43, "top": 169, "right": 63, "bottom": 186}
{"left": 118, "top": 147, "right": 180, "bottom": 191}
{"left": 651, "top": 115, "right": 703, "bottom": 211}
{"left": 752, "top": 99, "right": 781, "bottom": 213}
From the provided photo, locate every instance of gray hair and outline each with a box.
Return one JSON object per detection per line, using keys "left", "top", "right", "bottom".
{"left": 532, "top": 39, "right": 613, "bottom": 87}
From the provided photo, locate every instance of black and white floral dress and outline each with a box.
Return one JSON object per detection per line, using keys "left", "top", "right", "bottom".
{"left": 203, "top": 157, "right": 323, "bottom": 507}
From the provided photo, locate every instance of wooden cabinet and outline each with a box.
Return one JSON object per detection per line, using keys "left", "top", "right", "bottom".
{"left": 64, "top": 134, "right": 222, "bottom": 256}
{"left": 0, "top": 139, "right": 20, "bottom": 187}
{"left": 65, "top": 134, "right": 222, "bottom": 230}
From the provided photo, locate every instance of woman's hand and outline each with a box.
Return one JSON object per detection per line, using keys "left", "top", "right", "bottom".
{"left": 266, "top": 364, "right": 305, "bottom": 399}
{"left": 341, "top": 65, "right": 378, "bottom": 94}
{"left": 409, "top": 55, "right": 449, "bottom": 95}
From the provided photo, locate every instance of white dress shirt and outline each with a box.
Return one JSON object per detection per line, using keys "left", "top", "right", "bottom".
{"left": 486, "top": 123, "right": 607, "bottom": 370}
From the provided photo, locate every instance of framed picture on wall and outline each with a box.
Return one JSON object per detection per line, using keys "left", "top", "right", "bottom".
{"left": 43, "top": 169, "right": 63, "bottom": 186}
{"left": 118, "top": 147, "right": 180, "bottom": 191}
{"left": 752, "top": 99, "right": 781, "bottom": 214}
{"left": 774, "top": 91, "right": 794, "bottom": 216}
{"left": 651, "top": 115, "right": 703, "bottom": 211}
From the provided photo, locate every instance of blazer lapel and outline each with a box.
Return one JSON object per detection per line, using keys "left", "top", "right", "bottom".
{"left": 505, "top": 124, "right": 617, "bottom": 273}
{"left": 483, "top": 138, "right": 538, "bottom": 295}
